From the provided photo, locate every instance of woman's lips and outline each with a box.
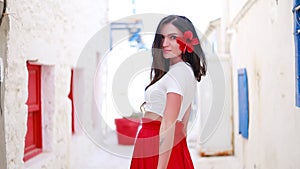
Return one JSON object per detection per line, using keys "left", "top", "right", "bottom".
{"left": 163, "top": 49, "right": 171, "bottom": 53}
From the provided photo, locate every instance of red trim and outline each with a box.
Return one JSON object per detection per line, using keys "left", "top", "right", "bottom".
{"left": 24, "top": 63, "right": 42, "bottom": 162}
{"left": 68, "top": 69, "right": 75, "bottom": 134}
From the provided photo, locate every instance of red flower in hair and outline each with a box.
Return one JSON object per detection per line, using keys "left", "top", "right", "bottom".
{"left": 176, "top": 31, "right": 199, "bottom": 53}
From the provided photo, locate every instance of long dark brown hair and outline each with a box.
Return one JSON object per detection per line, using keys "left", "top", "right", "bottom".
{"left": 146, "top": 15, "right": 207, "bottom": 90}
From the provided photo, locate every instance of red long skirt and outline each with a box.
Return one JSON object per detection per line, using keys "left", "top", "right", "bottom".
{"left": 130, "top": 118, "right": 194, "bottom": 169}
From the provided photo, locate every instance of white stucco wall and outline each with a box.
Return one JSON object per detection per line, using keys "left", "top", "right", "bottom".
{"left": 0, "top": 12, "right": 9, "bottom": 169}
{"left": 0, "top": 0, "right": 108, "bottom": 168}
{"left": 228, "top": 0, "right": 249, "bottom": 22}
{"left": 230, "top": 0, "right": 300, "bottom": 168}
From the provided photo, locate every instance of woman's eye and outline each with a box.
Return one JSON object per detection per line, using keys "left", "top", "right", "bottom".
{"left": 170, "top": 35, "right": 177, "bottom": 40}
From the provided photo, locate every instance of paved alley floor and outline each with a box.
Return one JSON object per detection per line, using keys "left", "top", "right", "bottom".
{"left": 73, "top": 131, "right": 192, "bottom": 169}
{"left": 71, "top": 130, "right": 241, "bottom": 169}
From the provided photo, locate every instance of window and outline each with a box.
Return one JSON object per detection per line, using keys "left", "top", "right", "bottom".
{"left": 68, "top": 69, "right": 75, "bottom": 134}
{"left": 24, "top": 63, "right": 42, "bottom": 161}
{"left": 294, "top": 0, "right": 300, "bottom": 107}
{"left": 237, "top": 68, "right": 249, "bottom": 139}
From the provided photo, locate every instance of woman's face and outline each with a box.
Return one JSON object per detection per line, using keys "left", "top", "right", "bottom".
{"left": 160, "top": 23, "right": 183, "bottom": 62}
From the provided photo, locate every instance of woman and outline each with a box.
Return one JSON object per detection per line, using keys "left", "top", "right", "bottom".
{"left": 130, "top": 15, "right": 207, "bottom": 169}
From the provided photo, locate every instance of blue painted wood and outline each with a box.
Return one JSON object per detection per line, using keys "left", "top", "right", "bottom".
{"left": 294, "top": 0, "right": 300, "bottom": 107}
{"left": 295, "top": 34, "right": 300, "bottom": 107}
{"left": 294, "top": 0, "right": 300, "bottom": 8}
{"left": 237, "top": 68, "right": 249, "bottom": 139}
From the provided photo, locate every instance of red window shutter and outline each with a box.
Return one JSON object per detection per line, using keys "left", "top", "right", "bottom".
{"left": 24, "top": 63, "right": 42, "bottom": 162}
{"left": 68, "top": 69, "right": 75, "bottom": 133}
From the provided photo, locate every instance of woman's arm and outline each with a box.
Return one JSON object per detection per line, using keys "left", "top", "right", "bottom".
{"left": 157, "top": 92, "right": 182, "bottom": 169}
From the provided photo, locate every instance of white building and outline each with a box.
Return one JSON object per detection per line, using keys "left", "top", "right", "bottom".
{"left": 0, "top": 0, "right": 109, "bottom": 168}
{"left": 202, "top": 0, "right": 300, "bottom": 168}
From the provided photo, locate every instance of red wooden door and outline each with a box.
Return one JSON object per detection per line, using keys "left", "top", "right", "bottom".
{"left": 24, "top": 63, "right": 42, "bottom": 161}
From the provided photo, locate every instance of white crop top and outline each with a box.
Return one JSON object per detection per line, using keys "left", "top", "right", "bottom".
{"left": 144, "top": 61, "right": 197, "bottom": 121}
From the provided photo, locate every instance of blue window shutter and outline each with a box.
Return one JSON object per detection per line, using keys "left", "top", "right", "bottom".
{"left": 294, "top": 0, "right": 300, "bottom": 8}
{"left": 294, "top": 0, "right": 300, "bottom": 107}
{"left": 237, "top": 68, "right": 249, "bottom": 139}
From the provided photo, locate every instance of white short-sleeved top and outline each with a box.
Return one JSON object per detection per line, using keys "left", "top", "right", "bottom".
{"left": 144, "top": 61, "right": 197, "bottom": 121}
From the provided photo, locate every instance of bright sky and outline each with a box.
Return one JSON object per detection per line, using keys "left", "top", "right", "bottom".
{"left": 108, "top": 0, "right": 222, "bottom": 33}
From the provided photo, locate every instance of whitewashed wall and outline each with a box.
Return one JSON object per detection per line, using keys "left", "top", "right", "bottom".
{"left": 230, "top": 0, "right": 300, "bottom": 168}
{"left": 0, "top": 0, "right": 108, "bottom": 169}
{"left": 0, "top": 11, "right": 9, "bottom": 169}
{"left": 228, "top": 0, "right": 249, "bottom": 22}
